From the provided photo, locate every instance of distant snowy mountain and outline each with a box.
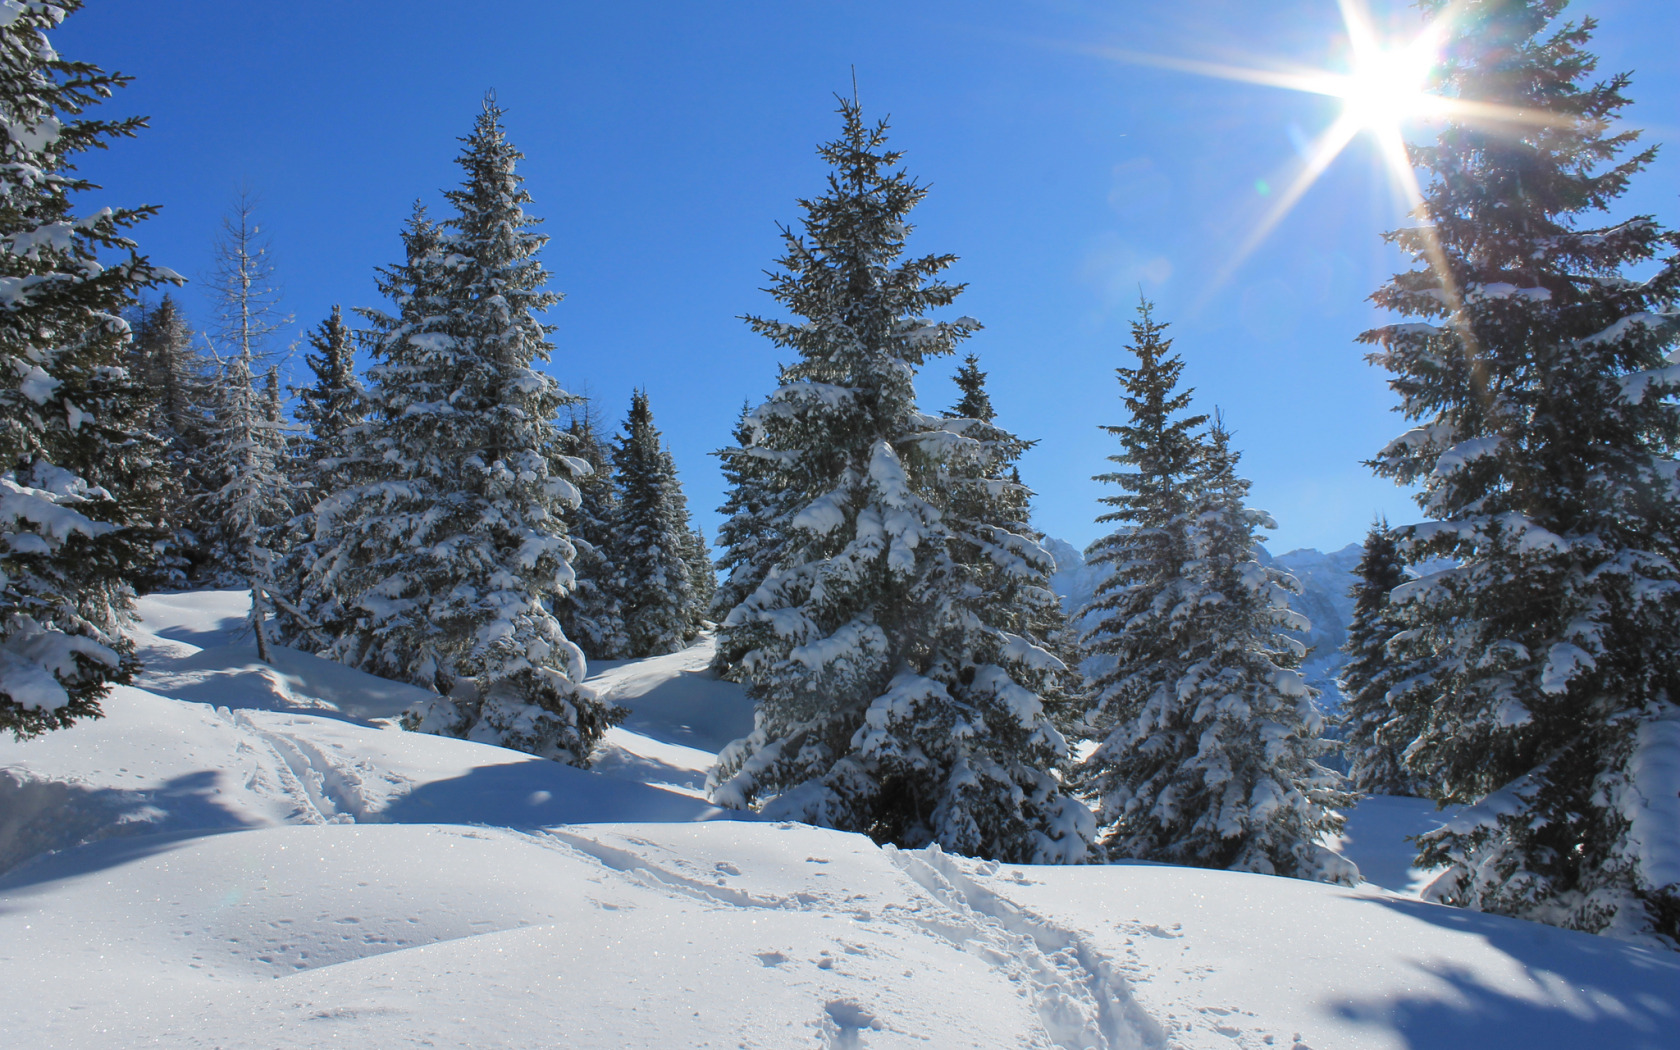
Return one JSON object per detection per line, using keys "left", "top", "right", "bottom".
{"left": 1043, "top": 537, "right": 1363, "bottom": 709}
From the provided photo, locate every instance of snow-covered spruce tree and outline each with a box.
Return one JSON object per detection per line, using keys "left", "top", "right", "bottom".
{"left": 1075, "top": 299, "right": 1206, "bottom": 799}
{"left": 938, "top": 354, "right": 1078, "bottom": 733}
{"left": 685, "top": 526, "right": 716, "bottom": 622}
{"left": 131, "top": 295, "right": 214, "bottom": 587}
{"left": 1364, "top": 1, "right": 1680, "bottom": 944}
{"left": 1077, "top": 305, "right": 1353, "bottom": 881}
{"left": 0, "top": 1, "right": 175, "bottom": 737}
{"left": 710, "top": 399, "right": 796, "bottom": 678}
{"left": 609, "top": 389, "right": 702, "bottom": 657}
{"left": 198, "top": 196, "right": 295, "bottom": 660}
{"left": 200, "top": 352, "right": 293, "bottom": 661}
{"left": 553, "top": 408, "right": 627, "bottom": 660}
{"left": 291, "top": 208, "right": 442, "bottom": 656}
{"left": 1336, "top": 518, "right": 1425, "bottom": 796}
{"left": 272, "top": 305, "right": 364, "bottom": 648}
{"left": 709, "top": 99, "right": 1092, "bottom": 863}
{"left": 291, "top": 306, "right": 363, "bottom": 490}
{"left": 320, "top": 99, "right": 616, "bottom": 764}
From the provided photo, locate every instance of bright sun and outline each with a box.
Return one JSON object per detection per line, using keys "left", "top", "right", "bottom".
{"left": 1089, "top": 0, "right": 1573, "bottom": 298}
{"left": 1337, "top": 38, "right": 1438, "bottom": 131}
{"left": 1085, "top": 0, "right": 1506, "bottom": 291}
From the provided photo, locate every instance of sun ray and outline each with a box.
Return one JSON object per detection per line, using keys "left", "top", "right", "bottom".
{"left": 1203, "top": 113, "right": 1363, "bottom": 297}
{"left": 1077, "top": 0, "right": 1590, "bottom": 308}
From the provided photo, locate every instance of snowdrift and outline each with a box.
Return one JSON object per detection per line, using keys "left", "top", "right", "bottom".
{"left": 0, "top": 592, "right": 1674, "bottom": 1049}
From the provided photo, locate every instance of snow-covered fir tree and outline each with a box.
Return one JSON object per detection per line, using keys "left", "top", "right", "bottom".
{"left": 273, "top": 305, "right": 365, "bottom": 648}
{"left": 1075, "top": 299, "right": 1205, "bottom": 777}
{"left": 938, "top": 354, "right": 1077, "bottom": 733}
{"left": 1363, "top": 0, "right": 1680, "bottom": 945}
{"left": 131, "top": 295, "right": 214, "bottom": 587}
{"left": 709, "top": 99, "right": 1092, "bottom": 864}
{"left": 710, "top": 400, "right": 795, "bottom": 678}
{"left": 684, "top": 526, "right": 717, "bottom": 623}
{"left": 293, "top": 208, "right": 444, "bottom": 656}
{"left": 198, "top": 198, "right": 295, "bottom": 660}
{"left": 312, "top": 99, "right": 616, "bottom": 765}
{"left": 1077, "top": 304, "right": 1353, "bottom": 882}
{"left": 609, "top": 389, "right": 704, "bottom": 657}
{"left": 200, "top": 351, "right": 293, "bottom": 661}
{"left": 554, "top": 407, "right": 627, "bottom": 660}
{"left": 291, "top": 306, "right": 363, "bottom": 491}
{"left": 0, "top": 0, "right": 173, "bottom": 737}
{"left": 1336, "top": 518, "right": 1425, "bottom": 796}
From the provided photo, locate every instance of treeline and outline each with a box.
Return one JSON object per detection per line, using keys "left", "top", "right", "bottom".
{"left": 4, "top": 1, "right": 1679, "bottom": 951}
{"left": 125, "top": 104, "right": 717, "bottom": 763}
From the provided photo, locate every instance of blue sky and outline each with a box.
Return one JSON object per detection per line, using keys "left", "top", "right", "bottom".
{"left": 58, "top": 0, "right": 1680, "bottom": 555}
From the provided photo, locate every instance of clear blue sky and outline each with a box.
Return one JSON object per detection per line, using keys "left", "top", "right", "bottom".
{"left": 58, "top": 0, "right": 1680, "bottom": 555}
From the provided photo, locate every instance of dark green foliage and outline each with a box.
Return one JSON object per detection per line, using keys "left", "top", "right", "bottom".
{"left": 274, "top": 305, "right": 365, "bottom": 648}
{"left": 946, "top": 353, "right": 995, "bottom": 423}
{"left": 710, "top": 98, "right": 1092, "bottom": 864}
{"left": 610, "top": 390, "right": 703, "bottom": 656}
{"left": 710, "top": 401, "right": 794, "bottom": 678}
{"left": 1336, "top": 519, "right": 1424, "bottom": 796}
{"left": 130, "top": 295, "right": 214, "bottom": 587}
{"left": 0, "top": 1, "right": 173, "bottom": 737}
{"left": 1364, "top": 0, "right": 1680, "bottom": 943}
{"left": 555, "top": 408, "right": 627, "bottom": 660}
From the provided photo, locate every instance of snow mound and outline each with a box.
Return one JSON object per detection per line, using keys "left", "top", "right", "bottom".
{"left": 4, "top": 819, "right": 1676, "bottom": 1049}
{"left": 0, "top": 594, "right": 740, "bottom": 874}
{"left": 2, "top": 589, "right": 1675, "bottom": 1049}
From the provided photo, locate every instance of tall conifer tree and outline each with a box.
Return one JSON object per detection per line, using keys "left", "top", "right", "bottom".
{"left": 555, "top": 408, "right": 627, "bottom": 660}
{"left": 1077, "top": 306, "right": 1353, "bottom": 881}
{"left": 609, "top": 389, "right": 703, "bottom": 656}
{"left": 199, "top": 196, "right": 294, "bottom": 659}
{"left": 711, "top": 400, "right": 794, "bottom": 678}
{"left": 1336, "top": 519, "right": 1424, "bottom": 796}
{"left": 938, "top": 354, "right": 1075, "bottom": 731}
{"left": 131, "top": 295, "right": 214, "bottom": 586}
{"left": 314, "top": 99, "right": 616, "bottom": 764}
{"left": 1365, "top": 0, "right": 1680, "bottom": 943}
{"left": 0, "top": 1, "right": 172, "bottom": 737}
{"left": 1076, "top": 300, "right": 1205, "bottom": 763}
{"left": 710, "top": 99, "right": 1092, "bottom": 863}
{"left": 274, "top": 305, "right": 364, "bottom": 647}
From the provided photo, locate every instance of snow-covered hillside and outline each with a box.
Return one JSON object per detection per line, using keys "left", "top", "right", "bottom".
{"left": 1045, "top": 539, "right": 1362, "bottom": 708}
{"left": 1, "top": 592, "right": 1675, "bottom": 1049}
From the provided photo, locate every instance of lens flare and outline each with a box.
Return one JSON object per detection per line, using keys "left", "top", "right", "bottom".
{"left": 1081, "top": 0, "right": 1569, "bottom": 295}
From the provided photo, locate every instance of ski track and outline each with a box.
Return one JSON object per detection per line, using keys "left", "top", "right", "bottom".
{"left": 888, "top": 846, "right": 1167, "bottom": 1050}
{"left": 538, "top": 828, "right": 1168, "bottom": 1050}
{"left": 224, "top": 709, "right": 376, "bottom": 825}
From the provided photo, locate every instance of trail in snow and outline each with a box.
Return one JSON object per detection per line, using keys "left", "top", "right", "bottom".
{"left": 888, "top": 845, "right": 1165, "bottom": 1050}
{"left": 6, "top": 590, "right": 1678, "bottom": 1050}
{"left": 533, "top": 824, "right": 1168, "bottom": 1050}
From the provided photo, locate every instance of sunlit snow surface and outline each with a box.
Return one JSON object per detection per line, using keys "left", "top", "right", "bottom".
{"left": 0, "top": 592, "right": 1675, "bottom": 1049}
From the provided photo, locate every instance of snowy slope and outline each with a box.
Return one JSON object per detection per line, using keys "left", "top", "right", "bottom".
{"left": 0, "top": 592, "right": 736, "bottom": 873}
{"left": 1, "top": 591, "right": 1675, "bottom": 1049}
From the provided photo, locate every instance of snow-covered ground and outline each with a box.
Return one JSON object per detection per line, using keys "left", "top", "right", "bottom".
{"left": 1, "top": 592, "right": 1675, "bottom": 1048}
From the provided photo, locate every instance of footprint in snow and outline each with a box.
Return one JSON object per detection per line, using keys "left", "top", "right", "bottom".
{"left": 821, "top": 1000, "right": 882, "bottom": 1049}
